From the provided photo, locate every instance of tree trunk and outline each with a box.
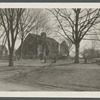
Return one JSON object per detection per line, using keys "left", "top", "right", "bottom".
{"left": 20, "top": 39, "right": 23, "bottom": 59}
{"left": 36, "top": 35, "right": 38, "bottom": 59}
{"left": 75, "top": 44, "right": 79, "bottom": 63}
{"left": 9, "top": 50, "right": 13, "bottom": 66}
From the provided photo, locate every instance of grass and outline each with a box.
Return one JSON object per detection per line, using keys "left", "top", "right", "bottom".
{"left": 0, "top": 59, "right": 100, "bottom": 91}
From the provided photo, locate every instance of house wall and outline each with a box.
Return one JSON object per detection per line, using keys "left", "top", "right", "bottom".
{"left": 21, "top": 34, "right": 38, "bottom": 59}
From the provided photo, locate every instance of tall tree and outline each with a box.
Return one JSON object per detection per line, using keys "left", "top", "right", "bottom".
{"left": 49, "top": 8, "right": 100, "bottom": 63}
{"left": 0, "top": 8, "right": 25, "bottom": 66}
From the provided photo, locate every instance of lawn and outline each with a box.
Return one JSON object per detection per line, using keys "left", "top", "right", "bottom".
{"left": 0, "top": 59, "right": 100, "bottom": 91}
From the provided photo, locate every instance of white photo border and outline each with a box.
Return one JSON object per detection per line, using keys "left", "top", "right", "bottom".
{"left": 0, "top": 3, "right": 100, "bottom": 98}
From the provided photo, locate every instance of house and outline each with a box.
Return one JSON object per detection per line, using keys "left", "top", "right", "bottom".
{"left": 16, "top": 33, "right": 59, "bottom": 59}
{"left": 59, "top": 41, "right": 69, "bottom": 59}
{"left": 0, "top": 45, "right": 8, "bottom": 59}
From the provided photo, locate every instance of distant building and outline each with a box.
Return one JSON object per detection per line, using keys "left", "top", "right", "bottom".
{"left": 16, "top": 33, "right": 59, "bottom": 59}
{"left": 0, "top": 45, "right": 8, "bottom": 59}
{"left": 59, "top": 41, "right": 69, "bottom": 59}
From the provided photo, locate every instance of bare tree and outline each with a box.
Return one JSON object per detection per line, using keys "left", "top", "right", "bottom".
{"left": 0, "top": 8, "right": 25, "bottom": 66}
{"left": 48, "top": 8, "right": 100, "bottom": 63}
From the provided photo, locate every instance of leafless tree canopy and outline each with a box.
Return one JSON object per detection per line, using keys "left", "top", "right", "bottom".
{"left": 48, "top": 8, "right": 100, "bottom": 63}
{"left": 0, "top": 8, "right": 25, "bottom": 66}
{"left": 0, "top": 8, "right": 100, "bottom": 66}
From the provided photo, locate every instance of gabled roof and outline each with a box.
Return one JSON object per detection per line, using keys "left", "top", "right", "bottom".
{"left": 60, "top": 41, "right": 68, "bottom": 47}
{"left": 29, "top": 33, "right": 59, "bottom": 44}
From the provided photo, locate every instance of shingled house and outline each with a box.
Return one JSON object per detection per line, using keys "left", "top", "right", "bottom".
{"left": 16, "top": 33, "right": 59, "bottom": 59}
